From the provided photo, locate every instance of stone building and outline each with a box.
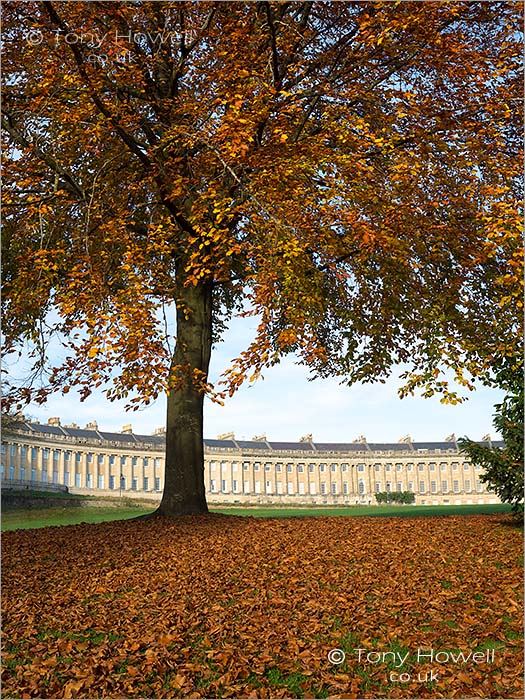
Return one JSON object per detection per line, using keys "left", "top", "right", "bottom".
{"left": 1, "top": 418, "right": 501, "bottom": 506}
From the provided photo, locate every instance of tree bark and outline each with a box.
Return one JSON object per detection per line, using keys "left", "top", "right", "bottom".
{"left": 157, "top": 279, "right": 213, "bottom": 516}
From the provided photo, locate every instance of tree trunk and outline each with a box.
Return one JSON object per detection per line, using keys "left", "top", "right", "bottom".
{"left": 157, "top": 280, "right": 213, "bottom": 516}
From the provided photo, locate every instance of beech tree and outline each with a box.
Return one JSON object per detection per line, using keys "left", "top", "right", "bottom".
{"left": 2, "top": 2, "right": 522, "bottom": 515}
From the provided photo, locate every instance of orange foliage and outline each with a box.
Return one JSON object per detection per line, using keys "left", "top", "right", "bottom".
{"left": 1, "top": 1, "right": 523, "bottom": 410}
{"left": 2, "top": 514, "right": 523, "bottom": 698}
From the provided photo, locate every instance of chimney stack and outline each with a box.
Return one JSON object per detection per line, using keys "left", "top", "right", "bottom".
{"left": 48, "top": 417, "right": 61, "bottom": 426}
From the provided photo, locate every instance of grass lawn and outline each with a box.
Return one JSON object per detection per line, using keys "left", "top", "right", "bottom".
{"left": 1, "top": 500, "right": 512, "bottom": 531}
{"left": 212, "top": 503, "right": 512, "bottom": 518}
{"left": 2, "top": 513, "right": 522, "bottom": 699}
{"left": 1, "top": 506, "right": 156, "bottom": 531}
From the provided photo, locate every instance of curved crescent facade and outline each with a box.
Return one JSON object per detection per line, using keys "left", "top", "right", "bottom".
{"left": 1, "top": 419, "right": 502, "bottom": 506}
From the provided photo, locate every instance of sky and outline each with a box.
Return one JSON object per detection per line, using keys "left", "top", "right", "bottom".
{"left": 17, "top": 314, "right": 503, "bottom": 443}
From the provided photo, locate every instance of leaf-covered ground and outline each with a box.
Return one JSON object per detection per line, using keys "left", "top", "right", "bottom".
{"left": 2, "top": 514, "right": 523, "bottom": 699}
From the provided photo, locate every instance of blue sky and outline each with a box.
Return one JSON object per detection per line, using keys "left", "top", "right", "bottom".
{"left": 20, "top": 314, "right": 503, "bottom": 442}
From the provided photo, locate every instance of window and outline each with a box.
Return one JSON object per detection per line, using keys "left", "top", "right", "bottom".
{"left": 358, "top": 464, "right": 365, "bottom": 472}
{"left": 109, "top": 475, "right": 115, "bottom": 489}
{"left": 143, "top": 477, "right": 149, "bottom": 491}
{"left": 429, "top": 463, "right": 436, "bottom": 471}
{"left": 210, "top": 479, "right": 217, "bottom": 492}
{"left": 143, "top": 457, "right": 149, "bottom": 467}
{"left": 309, "top": 463, "right": 315, "bottom": 472}
{"left": 98, "top": 454, "right": 104, "bottom": 465}
{"left": 120, "top": 456, "right": 126, "bottom": 466}
{"left": 375, "top": 482, "right": 381, "bottom": 492}
{"left": 431, "top": 481, "right": 437, "bottom": 493}
{"left": 53, "top": 471, "right": 59, "bottom": 485}
{"left": 254, "top": 462, "right": 260, "bottom": 471}
{"left": 120, "top": 475, "right": 126, "bottom": 490}
{"left": 452, "top": 462, "right": 458, "bottom": 471}
{"left": 232, "top": 462, "right": 239, "bottom": 472}
{"left": 277, "top": 482, "right": 283, "bottom": 494}
{"left": 396, "top": 463, "right": 402, "bottom": 472}
{"left": 97, "top": 474, "right": 104, "bottom": 489}
{"left": 358, "top": 481, "right": 365, "bottom": 494}
{"left": 465, "top": 479, "right": 471, "bottom": 492}
{"left": 132, "top": 478, "right": 138, "bottom": 491}
{"left": 265, "top": 463, "right": 272, "bottom": 471}
{"left": 476, "top": 480, "right": 483, "bottom": 492}
{"left": 221, "top": 479, "right": 227, "bottom": 492}
{"left": 463, "top": 463, "right": 470, "bottom": 470}
{"left": 42, "top": 470, "right": 48, "bottom": 483}
{"left": 331, "top": 483, "right": 337, "bottom": 495}
{"left": 331, "top": 463, "right": 337, "bottom": 472}
{"left": 132, "top": 457, "right": 138, "bottom": 467}
{"left": 442, "top": 480, "right": 448, "bottom": 493}
{"left": 9, "top": 466, "right": 15, "bottom": 479}
{"left": 53, "top": 450, "right": 60, "bottom": 462}
{"left": 75, "top": 473, "right": 81, "bottom": 487}
{"left": 154, "top": 458, "right": 161, "bottom": 469}
{"left": 299, "top": 483, "right": 305, "bottom": 495}
{"left": 374, "top": 464, "right": 380, "bottom": 471}
{"left": 386, "top": 482, "right": 392, "bottom": 492}
{"left": 20, "top": 467, "right": 26, "bottom": 480}
{"left": 276, "top": 463, "right": 282, "bottom": 472}
{"left": 298, "top": 463, "right": 304, "bottom": 473}
{"left": 232, "top": 480, "right": 238, "bottom": 493}
{"left": 408, "top": 482, "right": 414, "bottom": 492}
{"left": 440, "top": 462, "right": 447, "bottom": 471}
{"left": 31, "top": 468, "right": 37, "bottom": 482}
{"left": 321, "top": 483, "right": 327, "bottom": 495}
{"left": 109, "top": 455, "right": 115, "bottom": 466}
{"left": 64, "top": 471, "right": 70, "bottom": 486}
{"left": 418, "top": 463, "right": 424, "bottom": 471}
{"left": 286, "top": 463, "right": 293, "bottom": 472}
{"left": 221, "top": 461, "right": 227, "bottom": 471}
{"left": 75, "top": 452, "right": 81, "bottom": 463}
{"left": 244, "top": 480, "right": 250, "bottom": 493}
{"left": 406, "top": 463, "right": 413, "bottom": 472}
{"left": 243, "top": 462, "right": 249, "bottom": 470}
{"left": 397, "top": 482, "right": 402, "bottom": 492}
{"left": 87, "top": 473, "right": 93, "bottom": 488}
{"left": 266, "top": 480, "right": 274, "bottom": 494}
{"left": 255, "top": 481, "right": 261, "bottom": 494}
{"left": 419, "top": 481, "right": 425, "bottom": 493}
{"left": 43, "top": 448, "right": 50, "bottom": 460}
{"left": 287, "top": 483, "right": 294, "bottom": 495}
{"left": 309, "top": 483, "right": 316, "bottom": 495}
{"left": 343, "top": 482, "right": 349, "bottom": 495}
{"left": 64, "top": 451, "right": 71, "bottom": 461}
{"left": 86, "top": 453, "right": 93, "bottom": 463}
{"left": 453, "top": 480, "right": 459, "bottom": 493}
{"left": 21, "top": 446, "right": 27, "bottom": 459}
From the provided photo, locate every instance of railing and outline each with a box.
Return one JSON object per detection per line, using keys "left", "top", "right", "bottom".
{"left": 0, "top": 478, "right": 69, "bottom": 493}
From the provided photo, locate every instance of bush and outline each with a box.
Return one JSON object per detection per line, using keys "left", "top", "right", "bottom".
{"left": 458, "top": 357, "right": 524, "bottom": 517}
{"left": 375, "top": 491, "right": 415, "bottom": 504}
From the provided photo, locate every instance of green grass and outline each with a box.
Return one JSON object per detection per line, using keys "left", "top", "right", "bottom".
{"left": 211, "top": 503, "right": 512, "bottom": 518}
{"left": 1, "top": 506, "right": 155, "bottom": 531}
{"left": 2, "top": 488, "right": 89, "bottom": 500}
{"left": 1, "top": 502, "right": 512, "bottom": 531}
